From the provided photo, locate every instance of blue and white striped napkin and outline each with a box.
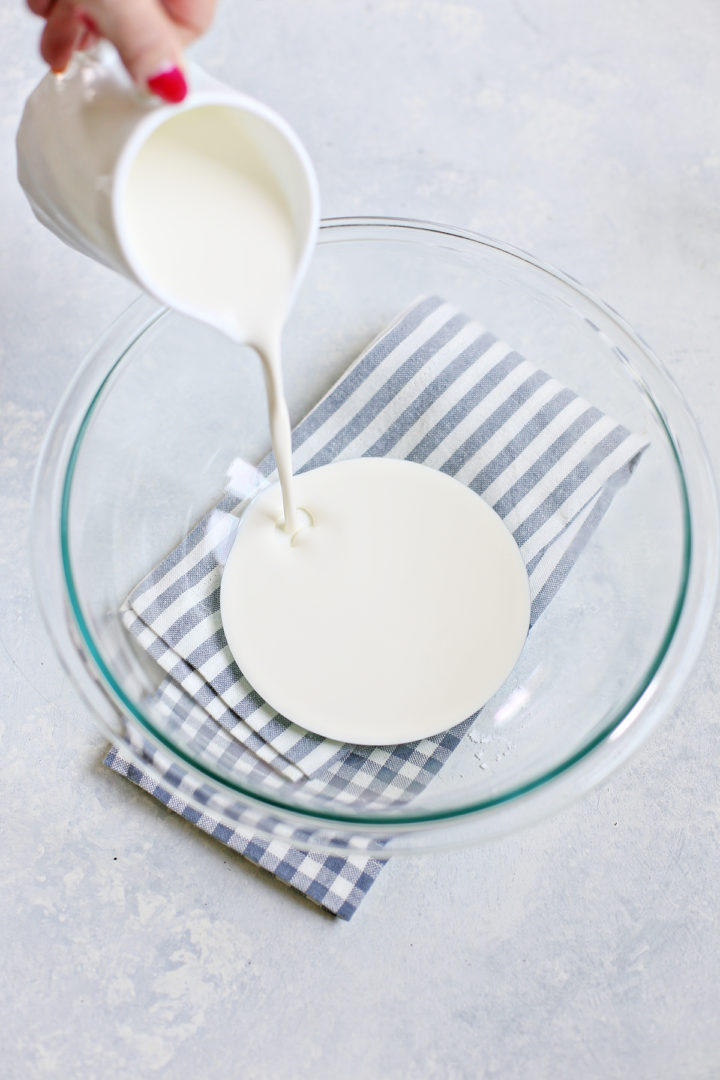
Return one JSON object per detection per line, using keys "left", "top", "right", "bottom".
{"left": 106, "top": 295, "right": 648, "bottom": 919}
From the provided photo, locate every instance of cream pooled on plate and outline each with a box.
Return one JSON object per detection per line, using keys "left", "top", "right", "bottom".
{"left": 221, "top": 458, "right": 530, "bottom": 745}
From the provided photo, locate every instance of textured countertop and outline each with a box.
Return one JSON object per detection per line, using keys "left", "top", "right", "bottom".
{"left": 3, "top": 2, "right": 720, "bottom": 1077}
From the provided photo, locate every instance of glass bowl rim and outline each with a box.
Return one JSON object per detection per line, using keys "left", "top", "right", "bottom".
{"left": 47, "top": 215, "right": 718, "bottom": 830}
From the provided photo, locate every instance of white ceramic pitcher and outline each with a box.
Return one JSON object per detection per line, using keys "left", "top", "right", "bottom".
{"left": 16, "top": 44, "right": 320, "bottom": 328}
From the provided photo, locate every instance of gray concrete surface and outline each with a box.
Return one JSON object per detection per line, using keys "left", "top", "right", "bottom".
{"left": 3, "top": 2, "right": 720, "bottom": 1077}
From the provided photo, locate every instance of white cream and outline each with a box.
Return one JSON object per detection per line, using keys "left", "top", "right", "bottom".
{"left": 221, "top": 459, "right": 530, "bottom": 745}
{"left": 122, "top": 106, "right": 301, "bottom": 531}
{"left": 122, "top": 113, "right": 531, "bottom": 745}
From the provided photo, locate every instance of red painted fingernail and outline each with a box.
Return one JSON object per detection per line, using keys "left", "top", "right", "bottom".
{"left": 147, "top": 66, "right": 187, "bottom": 104}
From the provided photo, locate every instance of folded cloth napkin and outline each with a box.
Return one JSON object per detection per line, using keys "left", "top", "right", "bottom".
{"left": 105, "top": 295, "right": 648, "bottom": 919}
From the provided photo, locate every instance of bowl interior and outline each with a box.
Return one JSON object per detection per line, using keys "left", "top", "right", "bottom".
{"left": 60, "top": 220, "right": 692, "bottom": 828}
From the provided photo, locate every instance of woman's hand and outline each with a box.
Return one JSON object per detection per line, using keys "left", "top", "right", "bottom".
{"left": 26, "top": 0, "right": 217, "bottom": 102}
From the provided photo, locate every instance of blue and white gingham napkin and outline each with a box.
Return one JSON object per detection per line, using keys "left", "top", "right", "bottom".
{"left": 105, "top": 295, "right": 648, "bottom": 919}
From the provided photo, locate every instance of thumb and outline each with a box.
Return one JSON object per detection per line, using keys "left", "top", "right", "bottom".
{"left": 84, "top": 0, "right": 189, "bottom": 101}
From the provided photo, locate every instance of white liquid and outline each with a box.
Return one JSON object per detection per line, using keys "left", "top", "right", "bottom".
{"left": 123, "top": 110, "right": 531, "bottom": 745}
{"left": 221, "top": 459, "right": 530, "bottom": 745}
{"left": 122, "top": 106, "right": 301, "bottom": 531}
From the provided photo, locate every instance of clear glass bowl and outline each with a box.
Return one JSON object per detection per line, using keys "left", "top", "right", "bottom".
{"left": 32, "top": 217, "right": 719, "bottom": 854}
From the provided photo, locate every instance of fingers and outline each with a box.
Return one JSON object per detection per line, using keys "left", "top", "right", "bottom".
{"left": 82, "top": 0, "right": 188, "bottom": 97}
{"left": 40, "top": 2, "right": 82, "bottom": 73}
{"left": 26, "top": 0, "right": 55, "bottom": 15}
{"left": 161, "top": 0, "right": 216, "bottom": 39}
{"left": 31, "top": 0, "right": 216, "bottom": 102}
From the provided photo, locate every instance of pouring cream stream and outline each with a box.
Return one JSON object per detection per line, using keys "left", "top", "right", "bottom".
{"left": 121, "top": 104, "right": 305, "bottom": 533}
